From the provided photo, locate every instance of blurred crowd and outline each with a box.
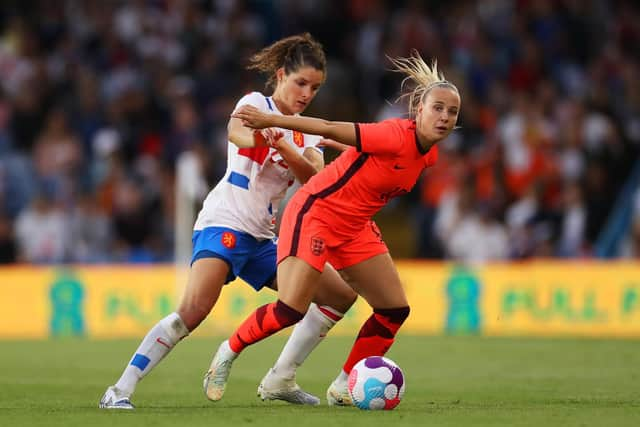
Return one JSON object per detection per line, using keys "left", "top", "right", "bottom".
{"left": 0, "top": 0, "right": 639, "bottom": 264}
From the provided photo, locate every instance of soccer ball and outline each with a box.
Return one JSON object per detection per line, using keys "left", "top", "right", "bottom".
{"left": 348, "top": 356, "right": 405, "bottom": 410}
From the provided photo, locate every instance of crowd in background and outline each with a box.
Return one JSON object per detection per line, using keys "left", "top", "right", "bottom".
{"left": 0, "top": 0, "right": 639, "bottom": 264}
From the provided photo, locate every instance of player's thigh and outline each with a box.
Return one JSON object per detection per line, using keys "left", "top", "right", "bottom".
{"left": 339, "top": 253, "right": 407, "bottom": 309}
{"left": 311, "top": 263, "right": 357, "bottom": 313}
{"left": 178, "top": 258, "right": 228, "bottom": 329}
{"left": 329, "top": 220, "right": 388, "bottom": 271}
{"left": 277, "top": 256, "right": 323, "bottom": 313}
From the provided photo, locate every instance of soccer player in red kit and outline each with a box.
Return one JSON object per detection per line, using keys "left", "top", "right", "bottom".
{"left": 224, "top": 52, "right": 461, "bottom": 405}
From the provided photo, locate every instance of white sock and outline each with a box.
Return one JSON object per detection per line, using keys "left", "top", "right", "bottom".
{"left": 272, "top": 303, "right": 343, "bottom": 379}
{"left": 114, "top": 312, "right": 189, "bottom": 397}
{"left": 208, "top": 339, "right": 238, "bottom": 369}
{"left": 333, "top": 369, "right": 349, "bottom": 386}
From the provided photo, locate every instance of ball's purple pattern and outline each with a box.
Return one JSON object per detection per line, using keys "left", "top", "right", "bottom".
{"left": 363, "top": 356, "right": 404, "bottom": 388}
{"left": 363, "top": 356, "right": 386, "bottom": 368}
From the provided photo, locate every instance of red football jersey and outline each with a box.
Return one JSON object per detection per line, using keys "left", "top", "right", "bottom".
{"left": 295, "top": 118, "right": 438, "bottom": 238}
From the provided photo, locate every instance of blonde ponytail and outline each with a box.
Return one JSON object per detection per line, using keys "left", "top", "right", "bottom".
{"left": 388, "top": 50, "right": 458, "bottom": 117}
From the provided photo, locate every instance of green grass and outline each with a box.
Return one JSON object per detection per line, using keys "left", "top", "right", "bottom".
{"left": 1, "top": 335, "right": 639, "bottom": 426}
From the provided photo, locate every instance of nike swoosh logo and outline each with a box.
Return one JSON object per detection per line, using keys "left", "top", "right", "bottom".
{"left": 393, "top": 164, "right": 405, "bottom": 170}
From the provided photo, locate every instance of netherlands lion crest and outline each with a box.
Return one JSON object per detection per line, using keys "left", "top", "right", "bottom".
{"left": 221, "top": 231, "right": 236, "bottom": 249}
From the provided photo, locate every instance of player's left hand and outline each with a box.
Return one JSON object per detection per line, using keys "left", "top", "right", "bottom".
{"left": 233, "top": 105, "right": 272, "bottom": 129}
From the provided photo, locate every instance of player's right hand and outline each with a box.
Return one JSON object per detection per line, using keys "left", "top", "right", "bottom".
{"left": 233, "top": 105, "right": 271, "bottom": 129}
{"left": 262, "top": 128, "right": 285, "bottom": 148}
{"left": 253, "top": 128, "right": 284, "bottom": 148}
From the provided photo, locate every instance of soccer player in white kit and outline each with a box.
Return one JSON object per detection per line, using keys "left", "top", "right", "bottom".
{"left": 100, "top": 33, "right": 356, "bottom": 409}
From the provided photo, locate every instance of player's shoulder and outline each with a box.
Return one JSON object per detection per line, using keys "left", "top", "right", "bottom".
{"left": 383, "top": 118, "right": 417, "bottom": 144}
{"left": 369, "top": 118, "right": 416, "bottom": 136}
{"left": 236, "top": 91, "right": 271, "bottom": 110}
{"left": 238, "top": 90, "right": 265, "bottom": 102}
{"left": 387, "top": 117, "right": 416, "bottom": 131}
{"left": 376, "top": 117, "right": 413, "bottom": 127}
{"left": 358, "top": 117, "right": 411, "bottom": 133}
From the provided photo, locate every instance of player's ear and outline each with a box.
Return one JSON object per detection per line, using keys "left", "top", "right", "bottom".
{"left": 276, "top": 67, "right": 285, "bottom": 84}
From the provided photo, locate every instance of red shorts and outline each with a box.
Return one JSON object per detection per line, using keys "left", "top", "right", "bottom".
{"left": 277, "top": 198, "right": 389, "bottom": 272}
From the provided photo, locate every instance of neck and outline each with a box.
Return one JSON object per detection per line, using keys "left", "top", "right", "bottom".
{"left": 271, "top": 94, "right": 293, "bottom": 115}
{"left": 415, "top": 128, "right": 434, "bottom": 152}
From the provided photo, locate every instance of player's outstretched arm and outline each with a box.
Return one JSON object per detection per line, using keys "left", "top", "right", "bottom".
{"left": 227, "top": 116, "right": 282, "bottom": 148}
{"left": 232, "top": 105, "right": 357, "bottom": 147}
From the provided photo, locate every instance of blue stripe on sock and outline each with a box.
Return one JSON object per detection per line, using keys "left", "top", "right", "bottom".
{"left": 131, "top": 354, "right": 151, "bottom": 371}
{"left": 228, "top": 171, "right": 249, "bottom": 189}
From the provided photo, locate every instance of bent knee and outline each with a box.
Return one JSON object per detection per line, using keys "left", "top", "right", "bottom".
{"left": 326, "top": 289, "right": 358, "bottom": 314}
{"left": 177, "top": 303, "right": 211, "bottom": 331}
{"left": 312, "top": 284, "right": 358, "bottom": 314}
{"left": 337, "top": 290, "right": 358, "bottom": 313}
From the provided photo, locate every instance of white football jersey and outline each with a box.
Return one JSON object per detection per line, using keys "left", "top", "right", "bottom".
{"left": 194, "top": 92, "right": 322, "bottom": 239}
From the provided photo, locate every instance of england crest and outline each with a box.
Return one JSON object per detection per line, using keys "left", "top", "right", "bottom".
{"left": 311, "top": 236, "right": 325, "bottom": 255}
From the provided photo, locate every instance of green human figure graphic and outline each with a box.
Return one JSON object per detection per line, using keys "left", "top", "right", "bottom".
{"left": 49, "top": 270, "right": 85, "bottom": 337}
{"left": 446, "top": 266, "right": 481, "bottom": 334}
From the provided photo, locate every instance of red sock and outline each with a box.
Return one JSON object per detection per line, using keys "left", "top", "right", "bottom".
{"left": 342, "top": 306, "right": 410, "bottom": 374}
{"left": 228, "top": 300, "right": 304, "bottom": 353}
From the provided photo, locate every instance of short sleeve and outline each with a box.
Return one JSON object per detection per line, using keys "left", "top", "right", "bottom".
{"left": 303, "top": 133, "right": 323, "bottom": 154}
{"left": 232, "top": 92, "right": 269, "bottom": 114}
{"left": 355, "top": 119, "right": 404, "bottom": 155}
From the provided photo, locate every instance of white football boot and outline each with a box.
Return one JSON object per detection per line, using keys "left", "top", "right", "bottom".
{"left": 326, "top": 380, "right": 353, "bottom": 406}
{"left": 257, "top": 368, "right": 320, "bottom": 405}
{"left": 99, "top": 386, "right": 135, "bottom": 410}
{"left": 203, "top": 340, "right": 237, "bottom": 401}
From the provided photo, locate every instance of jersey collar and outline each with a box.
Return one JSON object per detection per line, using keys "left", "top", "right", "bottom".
{"left": 411, "top": 120, "right": 430, "bottom": 155}
{"left": 267, "top": 96, "right": 281, "bottom": 114}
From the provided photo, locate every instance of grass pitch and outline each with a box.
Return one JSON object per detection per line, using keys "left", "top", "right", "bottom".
{"left": 1, "top": 335, "right": 639, "bottom": 426}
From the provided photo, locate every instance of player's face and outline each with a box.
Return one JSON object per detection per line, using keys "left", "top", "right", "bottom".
{"left": 416, "top": 87, "right": 460, "bottom": 143}
{"left": 273, "top": 66, "right": 324, "bottom": 115}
